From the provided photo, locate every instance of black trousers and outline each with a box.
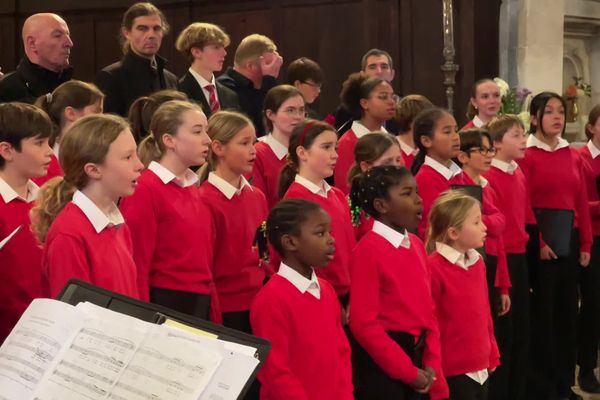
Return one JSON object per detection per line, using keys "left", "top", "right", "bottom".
{"left": 577, "top": 235, "right": 600, "bottom": 376}
{"left": 528, "top": 227, "right": 580, "bottom": 398}
{"left": 447, "top": 374, "right": 489, "bottom": 400}
{"left": 149, "top": 287, "right": 211, "bottom": 320}
{"left": 351, "top": 330, "right": 426, "bottom": 400}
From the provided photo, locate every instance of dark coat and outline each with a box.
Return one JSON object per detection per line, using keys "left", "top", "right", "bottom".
{"left": 178, "top": 71, "right": 240, "bottom": 118}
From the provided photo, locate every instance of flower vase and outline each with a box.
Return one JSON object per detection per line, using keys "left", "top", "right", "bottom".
{"left": 567, "top": 97, "right": 579, "bottom": 123}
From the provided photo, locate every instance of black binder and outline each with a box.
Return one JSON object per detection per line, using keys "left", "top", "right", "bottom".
{"left": 533, "top": 208, "right": 574, "bottom": 258}
{"left": 450, "top": 184, "right": 483, "bottom": 203}
{"left": 57, "top": 279, "right": 271, "bottom": 400}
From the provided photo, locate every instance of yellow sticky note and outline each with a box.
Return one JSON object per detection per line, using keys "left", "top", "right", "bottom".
{"left": 164, "top": 318, "right": 219, "bottom": 339}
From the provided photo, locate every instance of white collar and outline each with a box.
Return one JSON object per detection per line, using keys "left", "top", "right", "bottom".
{"left": 526, "top": 134, "right": 569, "bottom": 152}
{"left": 277, "top": 262, "right": 321, "bottom": 299}
{"left": 372, "top": 220, "right": 411, "bottom": 249}
{"left": 351, "top": 120, "right": 387, "bottom": 139}
{"left": 72, "top": 190, "right": 124, "bottom": 233}
{"left": 435, "top": 242, "right": 481, "bottom": 270}
{"left": 188, "top": 67, "right": 216, "bottom": 89}
{"left": 423, "top": 156, "right": 462, "bottom": 180}
{"left": 491, "top": 158, "right": 519, "bottom": 174}
{"left": 472, "top": 115, "right": 485, "bottom": 128}
{"left": 587, "top": 140, "right": 600, "bottom": 159}
{"left": 53, "top": 143, "right": 60, "bottom": 158}
{"left": 294, "top": 174, "right": 331, "bottom": 198}
{"left": 397, "top": 137, "right": 419, "bottom": 156}
{"left": 0, "top": 177, "right": 39, "bottom": 203}
{"left": 478, "top": 175, "right": 489, "bottom": 188}
{"left": 207, "top": 172, "right": 252, "bottom": 200}
{"left": 262, "top": 134, "right": 288, "bottom": 160}
{"left": 148, "top": 161, "right": 199, "bottom": 188}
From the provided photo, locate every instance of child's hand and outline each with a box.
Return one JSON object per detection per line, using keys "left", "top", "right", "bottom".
{"left": 540, "top": 245, "right": 557, "bottom": 260}
{"left": 415, "top": 366, "right": 436, "bottom": 393}
{"left": 410, "top": 369, "right": 431, "bottom": 391}
{"left": 580, "top": 251, "right": 591, "bottom": 267}
{"left": 498, "top": 294, "right": 511, "bottom": 316}
{"left": 340, "top": 305, "right": 349, "bottom": 326}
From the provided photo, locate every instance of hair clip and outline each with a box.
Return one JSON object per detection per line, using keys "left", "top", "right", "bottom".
{"left": 348, "top": 197, "right": 363, "bottom": 227}
{"left": 45, "top": 93, "right": 53, "bottom": 103}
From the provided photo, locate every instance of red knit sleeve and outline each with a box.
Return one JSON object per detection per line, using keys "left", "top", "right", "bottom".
{"left": 334, "top": 133, "right": 355, "bottom": 195}
{"left": 494, "top": 236, "right": 511, "bottom": 294}
{"left": 576, "top": 152, "right": 593, "bottom": 253}
{"left": 44, "top": 233, "right": 91, "bottom": 298}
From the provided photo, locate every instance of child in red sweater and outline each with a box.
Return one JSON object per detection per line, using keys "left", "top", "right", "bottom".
{"left": 483, "top": 114, "right": 530, "bottom": 400}
{"left": 31, "top": 114, "right": 143, "bottom": 299}
{"left": 347, "top": 132, "right": 403, "bottom": 240}
{"left": 348, "top": 165, "right": 448, "bottom": 400}
{"left": 412, "top": 107, "right": 464, "bottom": 238}
{"left": 120, "top": 100, "right": 219, "bottom": 322}
{"left": 250, "top": 85, "right": 305, "bottom": 208}
{"left": 427, "top": 190, "right": 499, "bottom": 400}
{"left": 198, "top": 111, "right": 268, "bottom": 333}
{"left": 462, "top": 79, "right": 501, "bottom": 130}
{"left": 394, "top": 94, "right": 433, "bottom": 169}
{"left": 0, "top": 103, "right": 53, "bottom": 343}
{"left": 250, "top": 199, "right": 353, "bottom": 400}
{"left": 334, "top": 72, "right": 396, "bottom": 194}
{"left": 279, "top": 119, "right": 356, "bottom": 307}
{"left": 520, "top": 92, "right": 591, "bottom": 400}
{"left": 33, "top": 80, "right": 104, "bottom": 186}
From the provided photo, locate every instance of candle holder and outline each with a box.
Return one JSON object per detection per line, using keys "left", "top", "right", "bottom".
{"left": 441, "top": 0, "right": 459, "bottom": 114}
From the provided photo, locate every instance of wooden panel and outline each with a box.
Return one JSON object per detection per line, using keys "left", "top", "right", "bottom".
{"left": 0, "top": 17, "right": 16, "bottom": 73}
{"left": 66, "top": 16, "right": 97, "bottom": 81}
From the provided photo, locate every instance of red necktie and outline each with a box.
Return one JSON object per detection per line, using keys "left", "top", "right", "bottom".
{"left": 205, "top": 84, "right": 221, "bottom": 113}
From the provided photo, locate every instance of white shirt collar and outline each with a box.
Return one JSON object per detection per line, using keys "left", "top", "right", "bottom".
{"left": 526, "top": 134, "right": 569, "bottom": 152}
{"left": 423, "top": 156, "right": 462, "bottom": 180}
{"left": 188, "top": 67, "right": 216, "bottom": 89}
{"left": 472, "top": 115, "right": 485, "bottom": 128}
{"left": 491, "top": 158, "right": 519, "bottom": 174}
{"left": 351, "top": 120, "right": 387, "bottom": 139}
{"left": 53, "top": 143, "right": 60, "bottom": 158}
{"left": 587, "top": 140, "right": 600, "bottom": 159}
{"left": 0, "top": 177, "right": 39, "bottom": 203}
{"left": 294, "top": 174, "right": 331, "bottom": 198}
{"left": 207, "top": 172, "right": 252, "bottom": 200}
{"left": 262, "top": 134, "right": 288, "bottom": 160}
{"left": 148, "top": 161, "right": 199, "bottom": 188}
{"left": 72, "top": 190, "right": 124, "bottom": 233}
{"left": 478, "top": 175, "right": 489, "bottom": 188}
{"left": 435, "top": 242, "right": 481, "bottom": 270}
{"left": 277, "top": 262, "right": 321, "bottom": 299}
{"left": 397, "top": 137, "right": 419, "bottom": 156}
{"left": 372, "top": 220, "right": 411, "bottom": 249}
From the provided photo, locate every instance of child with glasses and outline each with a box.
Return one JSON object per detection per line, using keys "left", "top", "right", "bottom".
{"left": 287, "top": 57, "right": 324, "bottom": 119}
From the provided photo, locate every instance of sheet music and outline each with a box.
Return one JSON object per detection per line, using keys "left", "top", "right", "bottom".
{"left": 0, "top": 299, "right": 83, "bottom": 400}
{"left": 31, "top": 317, "right": 145, "bottom": 400}
{"left": 0, "top": 225, "right": 22, "bottom": 250}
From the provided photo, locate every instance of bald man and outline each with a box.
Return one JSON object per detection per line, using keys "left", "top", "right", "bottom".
{"left": 0, "top": 13, "right": 73, "bottom": 103}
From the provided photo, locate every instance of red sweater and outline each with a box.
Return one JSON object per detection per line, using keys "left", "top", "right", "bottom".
{"left": 334, "top": 129, "right": 359, "bottom": 195}
{"left": 43, "top": 202, "right": 139, "bottom": 299}
{"left": 120, "top": 169, "right": 215, "bottom": 303}
{"left": 284, "top": 182, "right": 356, "bottom": 295}
{"left": 428, "top": 251, "right": 500, "bottom": 377}
{"left": 461, "top": 120, "right": 476, "bottom": 130}
{"left": 483, "top": 163, "right": 530, "bottom": 253}
{"left": 0, "top": 193, "right": 45, "bottom": 342}
{"left": 251, "top": 274, "right": 353, "bottom": 400}
{"left": 415, "top": 164, "right": 465, "bottom": 238}
{"left": 349, "top": 230, "right": 448, "bottom": 398}
{"left": 519, "top": 145, "right": 592, "bottom": 252}
{"left": 199, "top": 181, "right": 268, "bottom": 313}
{"left": 250, "top": 141, "right": 286, "bottom": 209}
{"left": 579, "top": 144, "right": 600, "bottom": 236}
{"left": 32, "top": 154, "right": 63, "bottom": 186}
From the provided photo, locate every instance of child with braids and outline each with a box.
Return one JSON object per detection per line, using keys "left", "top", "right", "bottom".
{"left": 348, "top": 165, "right": 448, "bottom": 400}
{"left": 250, "top": 199, "right": 353, "bottom": 400}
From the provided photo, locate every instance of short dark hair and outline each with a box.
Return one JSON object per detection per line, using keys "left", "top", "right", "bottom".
{"left": 120, "top": 2, "right": 170, "bottom": 54}
{"left": 287, "top": 57, "right": 324, "bottom": 85}
{"left": 361, "top": 48, "right": 393, "bottom": 70}
{"left": 267, "top": 199, "right": 323, "bottom": 256}
{"left": 0, "top": 102, "right": 52, "bottom": 168}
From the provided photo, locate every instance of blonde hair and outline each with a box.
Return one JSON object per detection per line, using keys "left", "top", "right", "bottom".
{"left": 31, "top": 114, "right": 130, "bottom": 244}
{"left": 426, "top": 190, "right": 480, "bottom": 253}
{"left": 234, "top": 34, "right": 276, "bottom": 67}
{"left": 175, "top": 22, "right": 230, "bottom": 64}
{"left": 138, "top": 100, "right": 205, "bottom": 167}
{"left": 198, "top": 111, "right": 253, "bottom": 183}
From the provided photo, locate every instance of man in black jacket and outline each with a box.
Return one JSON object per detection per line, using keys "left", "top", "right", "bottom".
{"left": 96, "top": 2, "right": 177, "bottom": 117}
{"left": 0, "top": 13, "right": 73, "bottom": 103}
{"left": 217, "top": 34, "right": 283, "bottom": 136}
{"left": 175, "top": 22, "right": 239, "bottom": 118}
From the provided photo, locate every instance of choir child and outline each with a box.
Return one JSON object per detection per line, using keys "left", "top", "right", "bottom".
{"left": 394, "top": 94, "right": 433, "bottom": 169}
{"left": 463, "top": 79, "right": 501, "bottom": 130}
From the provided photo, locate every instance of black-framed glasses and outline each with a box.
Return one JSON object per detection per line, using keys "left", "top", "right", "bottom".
{"left": 468, "top": 147, "right": 497, "bottom": 156}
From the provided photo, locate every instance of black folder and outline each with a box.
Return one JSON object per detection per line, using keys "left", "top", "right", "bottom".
{"left": 450, "top": 184, "right": 483, "bottom": 203}
{"left": 57, "top": 279, "right": 271, "bottom": 400}
{"left": 533, "top": 208, "right": 574, "bottom": 258}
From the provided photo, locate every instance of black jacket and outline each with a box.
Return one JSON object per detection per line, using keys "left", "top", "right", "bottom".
{"left": 178, "top": 71, "right": 240, "bottom": 118}
{"left": 0, "top": 57, "right": 73, "bottom": 104}
{"left": 217, "top": 67, "right": 278, "bottom": 136}
{"left": 95, "top": 51, "right": 177, "bottom": 116}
